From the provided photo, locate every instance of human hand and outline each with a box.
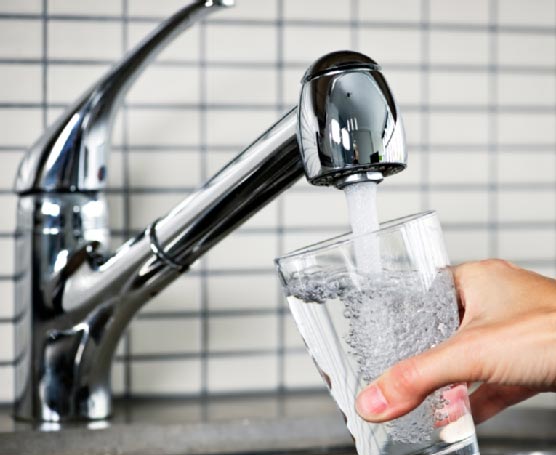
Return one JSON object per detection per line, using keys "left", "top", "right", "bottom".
{"left": 356, "top": 259, "right": 556, "bottom": 424}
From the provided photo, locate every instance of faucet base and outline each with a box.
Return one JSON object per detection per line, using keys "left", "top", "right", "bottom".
{"left": 14, "top": 193, "right": 114, "bottom": 422}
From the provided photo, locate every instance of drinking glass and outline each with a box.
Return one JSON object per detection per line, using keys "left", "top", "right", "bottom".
{"left": 275, "top": 211, "right": 479, "bottom": 455}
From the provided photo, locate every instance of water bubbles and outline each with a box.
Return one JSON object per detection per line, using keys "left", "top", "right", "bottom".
{"left": 288, "top": 267, "right": 459, "bottom": 443}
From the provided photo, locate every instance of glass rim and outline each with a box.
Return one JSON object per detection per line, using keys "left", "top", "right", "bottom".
{"left": 275, "top": 209, "right": 437, "bottom": 265}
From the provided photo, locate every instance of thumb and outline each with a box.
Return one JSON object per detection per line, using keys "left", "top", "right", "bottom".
{"left": 356, "top": 333, "right": 479, "bottom": 422}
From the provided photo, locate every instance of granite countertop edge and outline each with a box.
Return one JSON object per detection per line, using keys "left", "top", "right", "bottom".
{"left": 0, "top": 414, "right": 354, "bottom": 455}
{"left": 1, "top": 392, "right": 556, "bottom": 455}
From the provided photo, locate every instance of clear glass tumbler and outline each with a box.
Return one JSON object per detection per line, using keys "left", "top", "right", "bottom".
{"left": 275, "top": 211, "right": 479, "bottom": 455}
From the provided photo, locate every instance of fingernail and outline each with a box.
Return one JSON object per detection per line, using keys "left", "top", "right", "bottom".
{"left": 356, "top": 384, "right": 388, "bottom": 417}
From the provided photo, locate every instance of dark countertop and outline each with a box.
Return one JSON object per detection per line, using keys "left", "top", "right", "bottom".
{"left": 0, "top": 391, "right": 555, "bottom": 455}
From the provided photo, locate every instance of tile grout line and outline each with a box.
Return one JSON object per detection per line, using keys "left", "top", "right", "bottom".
{"left": 41, "top": 0, "right": 48, "bottom": 131}
{"left": 420, "top": 0, "right": 430, "bottom": 211}
{"left": 122, "top": 0, "right": 132, "bottom": 398}
{"left": 4, "top": 182, "right": 556, "bottom": 196}
{"left": 113, "top": 347, "right": 309, "bottom": 363}
{"left": 275, "top": 0, "right": 286, "bottom": 394}
{"left": 488, "top": 0, "right": 499, "bottom": 258}
{"left": 2, "top": 12, "right": 556, "bottom": 35}
{"left": 5, "top": 142, "right": 556, "bottom": 154}
{"left": 2, "top": 57, "right": 556, "bottom": 74}
{"left": 2, "top": 101, "right": 556, "bottom": 113}
{"left": 351, "top": 0, "right": 359, "bottom": 51}
{"left": 199, "top": 19, "right": 209, "bottom": 399}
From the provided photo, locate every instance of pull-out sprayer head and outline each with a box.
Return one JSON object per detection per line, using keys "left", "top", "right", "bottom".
{"left": 297, "top": 50, "right": 406, "bottom": 189}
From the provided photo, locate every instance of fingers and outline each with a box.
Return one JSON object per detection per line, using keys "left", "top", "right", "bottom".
{"left": 469, "top": 383, "right": 538, "bottom": 424}
{"left": 356, "top": 333, "right": 483, "bottom": 422}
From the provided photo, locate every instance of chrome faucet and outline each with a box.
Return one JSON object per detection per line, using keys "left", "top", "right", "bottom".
{"left": 13, "top": 0, "right": 406, "bottom": 422}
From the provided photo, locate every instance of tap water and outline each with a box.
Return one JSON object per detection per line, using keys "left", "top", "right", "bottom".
{"left": 344, "top": 182, "right": 381, "bottom": 275}
{"left": 282, "top": 175, "right": 479, "bottom": 455}
{"left": 286, "top": 268, "right": 478, "bottom": 455}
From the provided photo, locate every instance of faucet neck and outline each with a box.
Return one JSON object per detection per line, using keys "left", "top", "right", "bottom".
{"left": 14, "top": 107, "right": 304, "bottom": 422}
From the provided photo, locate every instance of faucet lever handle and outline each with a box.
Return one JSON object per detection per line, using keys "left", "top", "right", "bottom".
{"left": 14, "top": 0, "right": 234, "bottom": 194}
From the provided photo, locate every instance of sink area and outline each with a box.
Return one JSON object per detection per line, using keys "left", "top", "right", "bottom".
{"left": 1, "top": 1, "right": 556, "bottom": 453}
{"left": 0, "top": 391, "right": 554, "bottom": 455}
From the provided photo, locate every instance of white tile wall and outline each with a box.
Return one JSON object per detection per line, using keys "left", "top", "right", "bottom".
{"left": 0, "top": 1, "right": 41, "bottom": 14}
{"left": 359, "top": 0, "right": 421, "bottom": 22}
{"left": 128, "top": 0, "right": 194, "bottom": 18}
{"left": 139, "top": 276, "right": 201, "bottom": 313}
{"left": 0, "top": 64, "right": 41, "bottom": 102}
{"left": 206, "top": 68, "right": 277, "bottom": 104}
{"left": 376, "top": 190, "right": 422, "bottom": 223}
{"left": 0, "top": 109, "right": 42, "bottom": 146}
{"left": 429, "top": 191, "right": 489, "bottom": 223}
{"left": 0, "top": 196, "right": 16, "bottom": 231}
{"left": 283, "top": 191, "right": 349, "bottom": 228}
{"left": 131, "top": 359, "right": 202, "bottom": 394}
{"left": 48, "top": 21, "right": 123, "bottom": 60}
{"left": 131, "top": 319, "right": 201, "bottom": 355}
{"left": 358, "top": 28, "right": 422, "bottom": 66}
{"left": 0, "top": 239, "right": 14, "bottom": 276}
{"left": 0, "top": 283, "right": 14, "bottom": 319}
{"left": 206, "top": 233, "right": 278, "bottom": 270}
{"left": 498, "top": 190, "right": 556, "bottom": 223}
{"left": 206, "top": 110, "right": 278, "bottom": 147}
{"left": 0, "top": 367, "right": 13, "bottom": 403}
{"left": 444, "top": 230, "right": 490, "bottom": 263}
{"left": 0, "top": 152, "right": 23, "bottom": 190}
{"left": 127, "top": 67, "right": 200, "bottom": 104}
{"left": 207, "top": 25, "right": 277, "bottom": 63}
{"left": 283, "top": 353, "right": 322, "bottom": 388}
{"left": 218, "top": 0, "right": 277, "bottom": 21}
{"left": 386, "top": 69, "right": 423, "bottom": 105}
{"left": 499, "top": 229, "right": 556, "bottom": 262}
{"left": 208, "top": 315, "right": 278, "bottom": 352}
{"left": 207, "top": 355, "right": 278, "bottom": 392}
{"left": 429, "top": 72, "right": 489, "bottom": 106}
{"left": 497, "top": 33, "right": 556, "bottom": 66}
{"left": 130, "top": 193, "right": 185, "bottom": 230}
{"left": 498, "top": 0, "right": 556, "bottom": 26}
{"left": 0, "top": 0, "right": 555, "bottom": 408}
{"left": 284, "top": 25, "right": 351, "bottom": 63}
{"left": 127, "top": 23, "right": 200, "bottom": 61}
{"left": 206, "top": 275, "right": 278, "bottom": 310}
{"left": 498, "top": 152, "right": 555, "bottom": 184}
{"left": 429, "top": 0, "right": 489, "bottom": 24}
{"left": 389, "top": 149, "right": 423, "bottom": 186}
{"left": 127, "top": 109, "right": 200, "bottom": 146}
{"left": 48, "top": 64, "right": 110, "bottom": 104}
{"left": 497, "top": 113, "right": 556, "bottom": 145}
{"left": 400, "top": 111, "right": 423, "bottom": 145}
{"left": 128, "top": 151, "right": 201, "bottom": 187}
{"left": 429, "top": 112, "right": 490, "bottom": 145}
{"left": 498, "top": 73, "right": 556, "bottom": 106}
{"left": 284, "top": 0, "right": 350, "bottom": 21}
{"left": 0, "top": 19, "right": 41, "bottom": 58}
{"left": 429, "top": 151, "right": 490, "bottom": 185}
{"left": 429, "top": 31, "right": 489, "bottom": 65}
{"left": 49, "top": 0, "right": 122, "bottom": 16}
